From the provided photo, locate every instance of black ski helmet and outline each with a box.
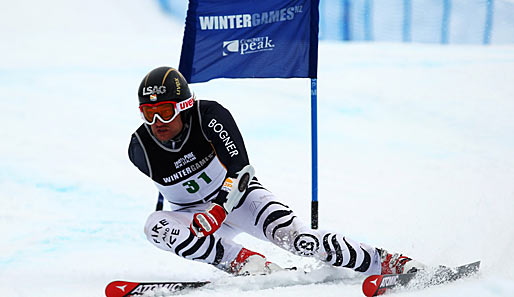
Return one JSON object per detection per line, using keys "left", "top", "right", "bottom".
{"left": 138, "top": 66, "right": 193, "bottom": 105}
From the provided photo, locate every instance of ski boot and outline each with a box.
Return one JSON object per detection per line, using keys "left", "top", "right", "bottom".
{"left": 230, "top": 248, "right": 283, "bottom": 276}
{"left": 377, "top": 248, "right": 427, "bottom": 274}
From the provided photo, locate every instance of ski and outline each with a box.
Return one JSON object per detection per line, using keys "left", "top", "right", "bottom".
{"left": 105, "top": 280, "right": 210, "bottom": 297}
{"left": 362, "top": 261, "right": 480, "bottom": 297}
{"left": 105, "top": 267, "right": 300, "bottom": 297}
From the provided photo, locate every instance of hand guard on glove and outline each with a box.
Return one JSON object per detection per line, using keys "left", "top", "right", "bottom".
{"left": 190, "top": 203, "right": 227, "bottom": 238}
{"left": 190, "top": 165, "right": 255, "bottom": 238}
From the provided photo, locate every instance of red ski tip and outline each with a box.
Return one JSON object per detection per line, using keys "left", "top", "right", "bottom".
{"left": 362, "top": 275, "right": 383, "bottom": 297}
{"left": 105, "top": 281, "right": 139, "bottom": 297}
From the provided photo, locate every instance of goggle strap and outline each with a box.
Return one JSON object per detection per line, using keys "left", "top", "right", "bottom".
{"left": 174, "top": 96, "right": 195, "bottom": 113}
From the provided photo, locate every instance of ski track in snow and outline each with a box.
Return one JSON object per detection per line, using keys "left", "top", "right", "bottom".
{"left": 1, "top": 1, "right": 514, "bottom": 297}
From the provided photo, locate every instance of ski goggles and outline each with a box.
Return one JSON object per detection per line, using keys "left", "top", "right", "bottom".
{"left": 139, "top": 96, "right": 195, "bottom": 125}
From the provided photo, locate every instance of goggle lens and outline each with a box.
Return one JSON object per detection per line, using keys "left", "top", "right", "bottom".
{"left": 140, "top": 102, "right": 176, "bottom": 123}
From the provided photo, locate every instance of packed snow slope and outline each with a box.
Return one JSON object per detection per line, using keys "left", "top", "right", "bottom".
{"left": 1, "top": 1, "right": 514, "bottom": 297}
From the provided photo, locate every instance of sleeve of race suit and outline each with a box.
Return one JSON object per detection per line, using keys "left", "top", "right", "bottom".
{"left": 198, "top": 100, "right": 250, "bottom": 208}
{"left": 128, "top": 133, "right": 150, "bottom": 177}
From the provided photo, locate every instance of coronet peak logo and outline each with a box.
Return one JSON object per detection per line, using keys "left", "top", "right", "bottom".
{"left": 223, "top": 36, "right": 275, "bottom": 56}
{"left": 223, "top": 40, "right": 239, "bottom": 56}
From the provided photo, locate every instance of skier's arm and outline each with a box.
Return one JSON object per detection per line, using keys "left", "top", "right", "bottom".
{"left": 128, "top": 133, "right": 150, "bottom": 176}
{"left": 190, "top": 164, "right": 254, "bottom": 237}
{"left": 201, "top": 101, "right": 249, "bottom": 174}
{"left": 190, "top": 101, "right": 252, "bottom": 237}
{"left": 201, "top": 100, "right": 250, "bottom": 202}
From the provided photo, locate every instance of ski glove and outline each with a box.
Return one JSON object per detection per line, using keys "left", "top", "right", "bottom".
{"left": 190, "top": 165, "right": 256, "bottom": 238}
{"left": 190, "top": 203, "right": 227, "bottom": 238}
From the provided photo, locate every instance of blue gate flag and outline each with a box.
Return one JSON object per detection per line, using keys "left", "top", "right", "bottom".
{"left": 179, "top": 0, "right": 319, "bottom": 83}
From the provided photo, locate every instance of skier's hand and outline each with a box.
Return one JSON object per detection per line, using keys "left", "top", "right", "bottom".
{"left": 190, "top": 203, "right": 227, "bottom": 237}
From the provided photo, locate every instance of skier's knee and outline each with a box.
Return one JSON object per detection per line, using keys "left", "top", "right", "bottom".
{"left": 268, "top": 218, "right": 323, "bottom": 257}
{"left": 144, "top": 211, "right": 185, "bottom": 251}
{"left": 291, "top": 231, "right": 322, "bottom": 257}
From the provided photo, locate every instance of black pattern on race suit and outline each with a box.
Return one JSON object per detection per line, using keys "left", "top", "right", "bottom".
{"left": 144, "top": 211, "right": 241, "bottom": 272}
{"left": 247, "top": 190, "right": 378, "bottom": 274}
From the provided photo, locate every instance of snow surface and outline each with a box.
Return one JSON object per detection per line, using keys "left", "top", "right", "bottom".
{"left": 1, "top": 1, "right": 514, "bottom": 297}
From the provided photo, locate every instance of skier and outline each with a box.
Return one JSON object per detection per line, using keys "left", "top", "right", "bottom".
{"left": 128, "top": 66, "right": 426, "bottom": 276}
